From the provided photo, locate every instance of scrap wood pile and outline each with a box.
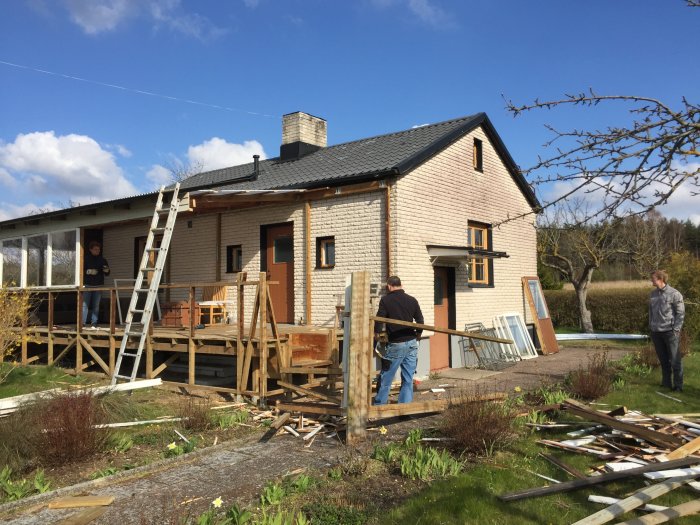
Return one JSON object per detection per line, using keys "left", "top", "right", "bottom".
{"left": 501, "top": 398, "right": 700, "bottom": 524}
{"left": 262, "top": 411, "right": 345, "bottom": 447}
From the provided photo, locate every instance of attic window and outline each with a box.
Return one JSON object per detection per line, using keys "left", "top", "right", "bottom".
{"left": 473, "top": 138, "right": 483, "bottom": 172}
{"left": 467, "top": 222, "right": 492, "bottom": 286}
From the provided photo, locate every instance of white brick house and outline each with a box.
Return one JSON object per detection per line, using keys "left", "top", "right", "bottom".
{"left": 0, "top": 112, "right": 540, "bottom": 373}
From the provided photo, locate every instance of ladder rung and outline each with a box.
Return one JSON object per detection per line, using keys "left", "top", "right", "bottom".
{"left": 130, "top": 309, "right": 146, "bottom": 314}
{"left": 120, "top": 352, "right": 139, "bottom": 358}
{"left": 151, "top": 227, "right": 166, "bottom": 233}
{"left": 146, "top": 248, "right": 161, "bottom": 252}
{"left": 135, "top": 288, "right": 149, "bottom": 293}
{"left": 141, "top": 268, "right": 157, "bottom": 272}
{"left": 125, "top": 331, "right": 145, "bottom": 337}
{"left": 114, "top": 374, "right": 132, "bottom": 380}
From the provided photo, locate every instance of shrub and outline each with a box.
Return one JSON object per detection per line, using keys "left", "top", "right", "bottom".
{"left": 177, "top": 396, "right": 212, "bottom": 431}
{"left": 544, "top": 288, "right": 649, "bottom": 333}
{"left": 0, "top": 288, "right": 35, "bottom": 383}
{"left": 30, "top": 392, "right": 111, "bottom": 466}
{"left": 568, "top": 352, "right": 614, "bottom": 400}
{"left": 441, "top": 389, "right": 518, "bottom": 456}
{"left": 665, "top": 251, "right": 700, "bottom": 344}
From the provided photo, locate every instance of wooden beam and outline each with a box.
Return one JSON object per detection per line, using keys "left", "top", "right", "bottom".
{"left": 277, "top": 380, "right": 341, "bottom": 404}
{"left": 152, "top": 353, "right": 180, "bottom": 378}
{"left": 384, "top": 183, "right": 392, "bottom": 276}
{"left": 616, "top": 498, "right": 700, "bottom": 525}
{"left": 499, "top": 457, "right": 700, "bottom": 502}
{"left": 78, "top": 336, "right": 110, "bottom": 375}
{"left": 562, "top": 399, "right": 684, "bottom": 450}
{"left": 275, "top": 401, "right": 344, "bottom": 416}
{"left": 572, "top": 476, "right": 695, "bottom": 525}
{"left": 304, "top": 201, "right": 312, "bottom": 325}
{"left": 49, "top": 496, "right": 115, "bottom": 508}
{"left": 215, "top": 212, "right": 222, "bottom": 282}
{"left": 667, "top": 434, "right": 700, "bottom": 460}
{"left": 347, "top": 271, "right": 371, "bottom": 443}
{"left": 371, "top": 316, "right": 512, "bottom": 344}
{"left": 368, "top": 399, "right": 450, "bottom": 418}
{"left": 280, "top": 366, "right": 343, "bottom": 375}
{"left": 56, "top": 506, "right": 108, "bottom": 525}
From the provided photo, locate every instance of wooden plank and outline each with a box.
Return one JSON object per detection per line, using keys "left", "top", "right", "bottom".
{"left": 270, "top": 412, "right": 291, "bottom": 430}
{"left": 239, "top": 286, "right": 260, "bottom": 392}
{"left": 56, "top": 506, "right": 108, "bottom": 525}
{"left": 78, "top": 336, "right": 110, "bottom": 375}
{"left": 540, "top": 453, "right": 586, "bottom": 479}
{"left": 49, "top": 496, "right": 115, "bottom": 508}
{"left": 572, "top": 476, "right": 695, "bottom": 525}
{"left": 237, "top": 272, "right": 246, "bottom": 394}
{"left": 188, "top": 339, "right": 195, "bottom": 385}
{"left": 368, "top": 399, "right": 450, "bottom": 418}
{"left": 667, "top": 434, "right": 700, "bottom": 460}
{"left": 616, "top": 498, "right": 700, "bottom": 524}
{"left": 347, "top": 271, "right": 371, "bottom": 443}
{"left": 275, "top": 401, "right": 344, "bottom": 417}
{"left": 259, "top": 273, "right": 268, "bottom": 400}
{"left": 371, "top": 316, "right": 512, "bottom": 344}
{"left": 277, "top": 380, "right": 341, "bottom": 404}
{"left": 562, "top": 399, "right": 684, "bottom": 450}
{"left": 280, "top": 366, "right": 344, "bottom": 375}
{"left": 499, "top": 457, "right": 700, "bottom": 502}
{"left": 152, "top": 353, "right": 180, "bottom": 378}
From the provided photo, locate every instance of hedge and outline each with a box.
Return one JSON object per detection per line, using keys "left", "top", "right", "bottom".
{"left": 544, "top": 288, "right": 650, "bottom": 334}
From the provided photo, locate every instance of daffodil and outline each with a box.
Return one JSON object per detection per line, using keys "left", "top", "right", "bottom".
{"left": 167, "top": 442, "right": 177, "bottom": 450}
{"left": 379, "top": 426, "right": 388, "bottom": 435}
{"left": 514, "top": 386, "right": 522, "bottom": 393}
{"left": 212, "top": 496, "right": 223, "bottom": 508}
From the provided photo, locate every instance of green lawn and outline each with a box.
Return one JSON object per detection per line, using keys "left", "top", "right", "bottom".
{"left": 386, "top": 345, "right": 700, "bottom": 525}
{"left": 0, "top": 363, "right": 92, "bottom": 398}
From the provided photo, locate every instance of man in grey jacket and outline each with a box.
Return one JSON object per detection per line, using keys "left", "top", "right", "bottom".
{"left": 649, "top": 269, "right": 685, "bottom": 392}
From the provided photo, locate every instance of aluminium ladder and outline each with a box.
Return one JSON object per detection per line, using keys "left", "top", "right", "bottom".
{"left": 111, "top": 183, "right": 181, "bottom": 384}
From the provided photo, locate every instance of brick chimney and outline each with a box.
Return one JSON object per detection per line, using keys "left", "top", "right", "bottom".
{"left": 280, "top": 112, "right": 326, "bottom": 161}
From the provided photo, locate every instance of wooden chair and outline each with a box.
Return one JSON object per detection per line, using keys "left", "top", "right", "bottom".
{"left": 198, "top": 286, "right": 232, "bottom": 325}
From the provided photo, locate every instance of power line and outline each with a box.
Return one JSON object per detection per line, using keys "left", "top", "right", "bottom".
{"left": 0, "top": 59, "right": 277, "bottom": 118}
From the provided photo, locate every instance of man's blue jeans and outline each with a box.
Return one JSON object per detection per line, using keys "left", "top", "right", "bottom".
{"left": 373, "top": 339, "right": 418, "bottom": 405}
{"left": 82, "top": 289, "right": 102, "bottom": 326}
{"left": 651, "top": 330, "right": 683, "bottom": 389}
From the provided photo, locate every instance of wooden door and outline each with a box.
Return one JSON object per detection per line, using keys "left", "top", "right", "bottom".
{"left": 431, "top": 266, "right": 451, "bottom": 370}
{"left": 265, "top": 223, "right": 294, "bottom": 323}
{"left": 522, "top": 276, "right": 559, "bottom": 354}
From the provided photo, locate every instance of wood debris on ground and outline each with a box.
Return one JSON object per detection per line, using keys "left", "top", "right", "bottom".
{"left": 500, "top": 398, "right": 700, "bottom": 523}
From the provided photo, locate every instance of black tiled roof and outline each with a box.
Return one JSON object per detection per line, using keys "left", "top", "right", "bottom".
{"left": 177, "top": 113, "right": 539, "bottom": 209}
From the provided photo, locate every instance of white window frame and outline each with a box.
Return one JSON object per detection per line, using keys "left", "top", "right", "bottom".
{"left": 0, "top": 228, "right": 80, "bottom": 289}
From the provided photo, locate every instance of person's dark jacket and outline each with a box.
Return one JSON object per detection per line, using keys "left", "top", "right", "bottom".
{"left": 375, "top": 289, "right": 424, "bottom": 343}
{"left": 84, "top": 253, "right": 110, "bottom": 287}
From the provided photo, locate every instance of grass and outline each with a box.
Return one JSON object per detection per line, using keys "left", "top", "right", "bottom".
{"left": 384, "top": 341, "right": 700, "bottom": 524}
{"left": 0, "top": 364, "right": 90, "bottom": 398}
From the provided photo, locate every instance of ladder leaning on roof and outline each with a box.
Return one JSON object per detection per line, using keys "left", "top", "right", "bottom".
{"left": 111, "top": 184, "right": 181, "bottom": 385}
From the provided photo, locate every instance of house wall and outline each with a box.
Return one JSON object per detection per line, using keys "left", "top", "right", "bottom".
{"left": 394, "top": 126, "right": 537, "bottom": 335}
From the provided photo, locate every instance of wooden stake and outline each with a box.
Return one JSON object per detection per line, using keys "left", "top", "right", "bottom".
{"left": 347, "top": 271, "right": 370, "bottom": 443}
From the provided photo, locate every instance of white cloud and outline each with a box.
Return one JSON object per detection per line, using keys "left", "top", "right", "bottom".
{"left": 243, "top": 0, "right": 260, "bottom": 8}
{"left": 63, "top": 0, "right": 137, "bottom": 34}
{"left": 368, "top": 0, "right": 452, "bottom": 28}
{"left": 60, "top": 0, "right": 226, "bottom": 39}
{"left": 187, "top": 137, "right": 266, "bottom": 172}
{"left": 539, "top": 162, "right": 700, "bottom": 225}
{"left": 0, "top": 201, "right": 60, "bottom": 222}
{"left": 0, "top": 167, "right": 16, "bottom": 187}
{"left": 0, "top": 131, "right": 137, "bottom": 202}
{"left": 145, "top": 164, "right": 172, "bottom": 186}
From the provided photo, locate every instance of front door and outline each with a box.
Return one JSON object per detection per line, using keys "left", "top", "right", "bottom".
{"left": 265, "top": 223, "right": 294, "bottom": 323}
{"left": 431, "top": 266, "right": 451, "bottom": 370}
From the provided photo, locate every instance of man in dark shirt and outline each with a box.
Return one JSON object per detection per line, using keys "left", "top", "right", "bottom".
{"left": 373, "top": 276, "right": 424, "bottom": 405}
{"left": 82, "top": 241, "right": 110, "bottom": 329}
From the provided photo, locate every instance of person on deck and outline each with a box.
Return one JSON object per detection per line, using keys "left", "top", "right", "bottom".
{"left": 82, "top": 241, "right": 110, "bottom": 329}
{"left": 649, "top": 269, "right": 685, "bottom": 392}
{"left": 373, "top": 276, "right": 424, "bottom": 405}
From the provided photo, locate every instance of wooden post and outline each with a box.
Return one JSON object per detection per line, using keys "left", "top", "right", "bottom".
{"left": 109, "top": 288, "right": 116, "bottom": 376}
{"left": 304, "top": 201, "right": 312, "bottom": 325}
{"left": 20, "top": 297, "right": 28, "bottom": 365}
{"left": 76, "top": 290, "right": 82, "bottom": 373}
{"left": 384, "top": 184, "right": 392, "bottom": 277}
{"left": 259, "top": 272, "right": 268, "bottom": 401}
{"left": 236, "top": 272, "right": 246, "bottom": 394}
{"left": 215, "top": 213, "right": 222, "bottom": 282}
{"left": 188, "top": 286, "right": 195, "bottom": 385}
{"left": 47, "top": 292, "right": 54, "bottom": 365}
{"left": 347, "top": 271, "right": 371, "bottom": 443}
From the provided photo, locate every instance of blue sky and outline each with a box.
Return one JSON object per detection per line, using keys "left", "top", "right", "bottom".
{"left": 0, "top": 0, "right": 698, "bottom": 222}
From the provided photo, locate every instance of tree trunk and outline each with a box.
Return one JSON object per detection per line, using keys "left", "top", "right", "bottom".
{"left": 574, "top": 282, "right": 594, "bottom": 334}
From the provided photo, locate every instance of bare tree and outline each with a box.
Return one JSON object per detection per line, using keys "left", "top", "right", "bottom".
{"left": 166, "top": 160, "right": 204, "bottom": 183}
{"left": 538, "top": 200, "right": 627, "bottom": 332}
{"left": 619, "top": 211, "right": 670, "bottom": 276}
{"left": 505, "top": 91, "right": 699, "bottom": 223}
